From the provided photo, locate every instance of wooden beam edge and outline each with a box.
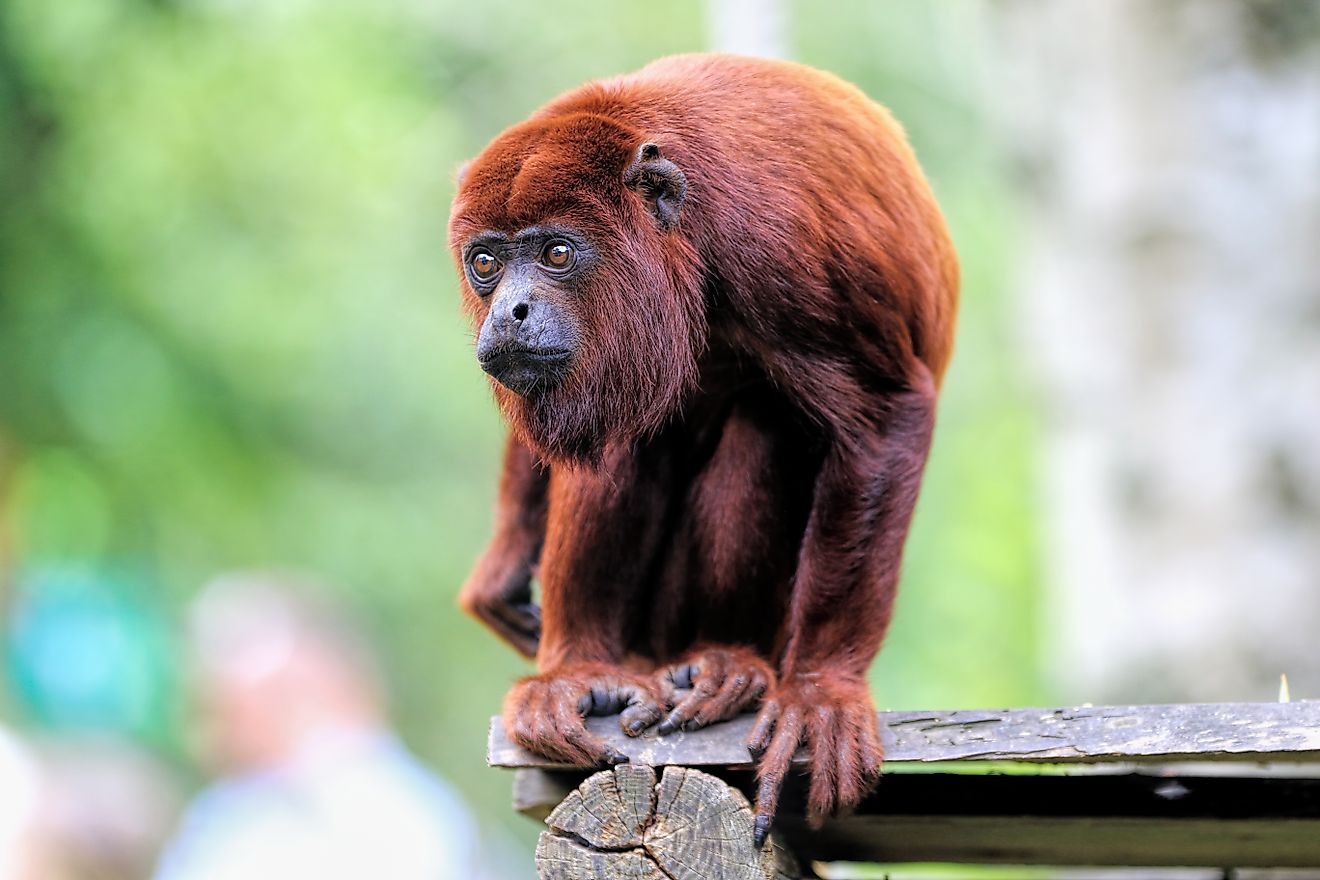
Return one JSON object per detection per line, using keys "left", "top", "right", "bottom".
{"left": 489, "top": 700, "right": 1320, "bottom": 769}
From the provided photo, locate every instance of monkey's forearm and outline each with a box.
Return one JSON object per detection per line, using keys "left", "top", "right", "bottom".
{"left": 459, "top": 436, "right": 549, "bottom": 658}
{"left": 780, "top": 383, "right": 936, "bottom": 679}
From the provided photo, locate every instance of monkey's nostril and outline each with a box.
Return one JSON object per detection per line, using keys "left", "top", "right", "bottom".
{"left": 512, "top": 302, "right": 529, "bottom": 322}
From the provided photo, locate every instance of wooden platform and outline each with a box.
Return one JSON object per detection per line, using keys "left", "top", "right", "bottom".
{"left": 491, "top": 701, "right": 1320, "bottom": 871}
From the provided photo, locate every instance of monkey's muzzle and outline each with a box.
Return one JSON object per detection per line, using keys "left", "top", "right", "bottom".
{"left": 478, "top": 345, "right": 572, "bottom": 396}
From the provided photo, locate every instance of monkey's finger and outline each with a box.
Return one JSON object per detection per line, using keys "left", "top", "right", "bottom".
{"left": 836, "top": 705, "right": 886, "bottom": 819}
{"left": 746, "top": 698, "right": 781, "bottom": 759}
{"left": 745, "top": 668, "right": 771, "bottom": 705}
{"left": 509, "top": 680, "right": 604, "bottom": 765}
{"left": 565, "top": 725, "right": 629, "bottom": 766}
{"left": 652, "top": 669, "right": 679, "bottom": 709}
{"left": 619, "top": 685, "right": 666, "bottom": 736}
{"left": 657, "top": 674, "right": 720, "bottom": 735}
{"left": 553, "top": 698, "right": 629, "bottom": 766}
{"left": 853, "top": 705, "right": 885, "bottom": 783}
{"left": 719, "top": 670, "right": 762, "bottom": 713}
{"left": 508, "top": 631, "right": 539, "bottom": 658}
{"left": 753, "top": 705, "right": 803, "bottom": 848}
{"left": 491, "top": 599, "right": 540, "bottom": 631}
{"left": 504, "top": 680, "right": 549, "bottom": 746}
{"left": 490, "top": 601, "right": 542, "bottom": 651}
{"left": 807, "top": 708, "right": 843, "bottom": 824}
{"left": 522, "top": 602, "right": 542, "bottom": 626}
{"left": 665, "top": 663, "right": 700, "bottom": 690}
{"left": 685, "top": 671, "right": 754, "bottom": 731}
{"left": 577, "top": 683, "right": 634, "bottom": 716}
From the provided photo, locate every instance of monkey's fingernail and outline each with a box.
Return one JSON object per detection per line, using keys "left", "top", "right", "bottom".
{"left": 657, "top": 720, "right": 675, "bottom": 736}
{"left": 627, "top": 719, "right": 647, "bottom": 735}
{"left": 607, "top": 750, "right": 630, "bottom": 765}
{"left": 748, "top": 743, "right": 766, "bottom": 759}
{"left": 753, "top": 815, "right": 771, "bottom": 849}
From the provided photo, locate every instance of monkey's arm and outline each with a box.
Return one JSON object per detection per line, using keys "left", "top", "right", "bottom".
{"left": 501, "top": 447, "right": 677, "bottom": 765}
{"left": 749, "top": 365, "right": 937, "bottom": 845}
{"left": 459, "top": 435, "right": 549, "bottom": 659}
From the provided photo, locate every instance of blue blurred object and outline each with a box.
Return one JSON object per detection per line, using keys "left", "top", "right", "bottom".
{"left": 5, "top": 565, "right": 176, "bottom": 742}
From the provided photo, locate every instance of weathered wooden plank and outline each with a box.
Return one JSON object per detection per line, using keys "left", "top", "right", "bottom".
{"left": 517, "top": 768, "right": 1320, "bottom": 868}
{"left": 490, "top": 701, "right": 1320, "bottom": 769}
{"left": 514, "top": 769, "right": 589, "bottom": 822}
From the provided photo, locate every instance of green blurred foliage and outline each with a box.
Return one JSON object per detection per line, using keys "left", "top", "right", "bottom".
{"left": 0, "top": 0, "right": 1041, "bottom": 853}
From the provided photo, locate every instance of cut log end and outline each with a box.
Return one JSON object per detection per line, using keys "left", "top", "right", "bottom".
{"left": 534, "top": 764, "right": 801, "bottom": 880}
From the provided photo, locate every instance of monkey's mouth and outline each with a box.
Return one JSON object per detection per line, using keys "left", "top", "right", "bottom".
{"left": 479, "top": 346, "right": 573, "bottom": 395}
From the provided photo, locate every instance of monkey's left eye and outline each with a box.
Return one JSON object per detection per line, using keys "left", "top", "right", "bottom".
{"left": 542, "top": 241, "right": 575, "bottom": 271}
{"left": 469, "top": 250, "right": 501, "bottom": 283}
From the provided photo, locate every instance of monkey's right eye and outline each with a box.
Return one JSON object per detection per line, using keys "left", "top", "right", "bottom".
{"left": 469, "top": 251, "right": 501, "bottom": 283}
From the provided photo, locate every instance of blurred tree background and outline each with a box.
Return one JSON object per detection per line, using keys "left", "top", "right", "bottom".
{"left": 0, "top": 0, "right": 1039, "bottom": 857}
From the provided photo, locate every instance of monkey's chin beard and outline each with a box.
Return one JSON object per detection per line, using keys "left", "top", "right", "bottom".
{"left": 493, "top": 373, "right": 687, "bottom": 468}
{"left": 490, "top": 314, "right": 701, "bottom": 467}
{"left": 480, "top": 347, "right": 574, "bottom": 398}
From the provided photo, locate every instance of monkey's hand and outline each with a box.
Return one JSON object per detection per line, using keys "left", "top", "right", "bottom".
{"left": 480, "top": 591, "right": 542, "bottom": 658}
{"left": 654, "top": 644, "right": 774, "bottom": 735}
{"left": 746, "top": 674, "right": 883, "bottom": 847}
{"left": 502, "top": 663, "right": 667, "bottom": 766}
{"left": 459, "top": 566, "right": 541, "bottom": 659}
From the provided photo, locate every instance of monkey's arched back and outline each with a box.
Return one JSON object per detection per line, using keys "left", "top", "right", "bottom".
{"left": 550, "top": 53, "right": 960, "bottom": 387}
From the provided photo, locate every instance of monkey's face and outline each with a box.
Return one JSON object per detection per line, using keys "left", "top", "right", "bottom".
{"left": 449, "top": 116, "right": 704, "bottom": 462}
{"left": 462, "top": 228, "right": 590, "bottom": 397}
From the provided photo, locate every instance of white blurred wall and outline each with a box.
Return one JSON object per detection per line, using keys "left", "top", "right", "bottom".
{"left": 996, "top": 0, "right": 1320, "bottom": 702}
{"left": 706, "top": 0, "right": 788, "bottom": 59}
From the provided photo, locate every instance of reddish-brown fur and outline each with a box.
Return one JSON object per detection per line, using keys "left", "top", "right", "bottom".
{"left": 451, "top": 54, "right": 958, "bottom": 839}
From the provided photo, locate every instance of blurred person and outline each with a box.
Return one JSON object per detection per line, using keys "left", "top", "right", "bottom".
{"left": 0, "top": 726, "right": 41, "bottom": 880}
{"left": 155, "top": 572, "right": 481, "bottom": 880}
{"left": 0, "top": 727, "right": 179, "bottom": 880}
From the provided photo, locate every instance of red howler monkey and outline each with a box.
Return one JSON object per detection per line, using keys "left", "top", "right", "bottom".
{"left": 450, "top": 54, "right": 958, "bottom": 844}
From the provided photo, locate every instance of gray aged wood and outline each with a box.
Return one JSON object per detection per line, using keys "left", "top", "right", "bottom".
{"left": 518, "top": 767, "right": 1320, "bottom": 868}
{"left": 535, "top": 765, "right": 801, "bottom": 880}
{"left": 490, "top": 701, "right": 1320, "bottom": 769}
{"left": 504, "top": 702, "right": 1320, "bottom": 869}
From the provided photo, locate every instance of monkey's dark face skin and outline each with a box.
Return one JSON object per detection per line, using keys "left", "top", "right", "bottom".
{"left": 463, "top": 225, "right": 594, "bottom": 397}
{"left": 450, "top": 116, "right": 708, "bottom": 464}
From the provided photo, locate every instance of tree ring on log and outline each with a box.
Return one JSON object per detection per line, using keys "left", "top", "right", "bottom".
{"left": 534, "top": 764, "right": 801, "bottom": 879}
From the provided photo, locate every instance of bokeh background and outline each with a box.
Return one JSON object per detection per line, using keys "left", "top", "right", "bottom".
{"left": 1, "top": 0, "right": 1317, "bottom": 876}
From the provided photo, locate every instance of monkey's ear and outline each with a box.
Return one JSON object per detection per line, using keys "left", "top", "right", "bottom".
{"left": 623, "top": 142, "right": 687, "bottom": 231}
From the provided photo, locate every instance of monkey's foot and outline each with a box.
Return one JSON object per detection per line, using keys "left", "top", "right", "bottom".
{"left": 746, "top": 675, "right": 883, "bottom": 847}
{"left": 502, "top": 662, "right": 667, "bottom": 766}
{"left": 655, "top": 644, "right": 774, "bottom": 735}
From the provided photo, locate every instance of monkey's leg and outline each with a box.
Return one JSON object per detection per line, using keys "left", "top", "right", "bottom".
{"left": 748, "top": 368, "right": 937, "bottom": 846}
{"left": 459, "top": 435, "right": 548, "bottom": 658}
{"left": 651, "top": 393, "right": 815, "bottom": 735}
{"left": 502, "top": 444, "right": 679, "bottom": 766}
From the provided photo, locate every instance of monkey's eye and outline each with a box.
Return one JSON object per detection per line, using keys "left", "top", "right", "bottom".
{"left": 469, "top": 250, "right": 501, "bottom": 282}
{"left": 542, "top": 241, "right": 575, "bottom": 271}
